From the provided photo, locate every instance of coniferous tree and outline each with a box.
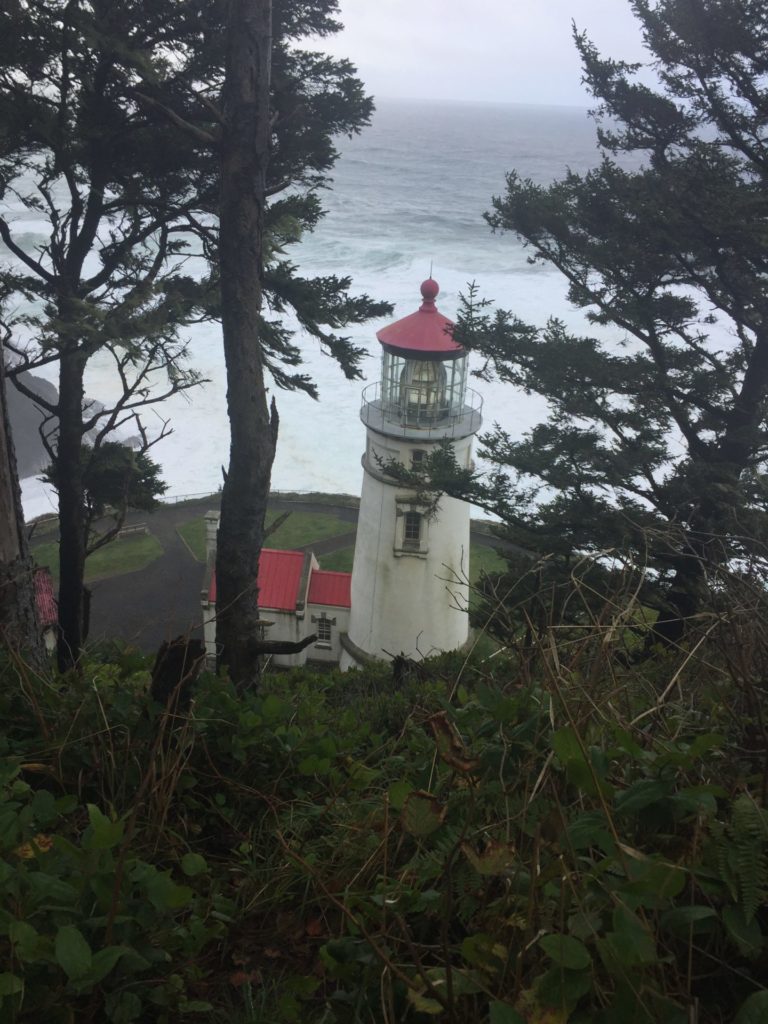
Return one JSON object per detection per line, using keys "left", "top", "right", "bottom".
{"left": 0, "top": 0, "right": 387, "bottom": 670}
{"left": 141, "top": 0, "right": 390, "bottom": 681}
{"left": 450, "top": 0, "right": 768, "bottom": 642}
{"left": 215, "top": 0, "right": 275, "bottom": 685}
{"left": 42, "top": 441, "right": 166, "bottom": 555}
{"left": 0, "top": 0, "right": 212, "bottom": 668}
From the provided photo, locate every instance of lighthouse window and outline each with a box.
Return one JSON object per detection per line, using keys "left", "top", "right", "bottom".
{"left": 411, "top": 449, "right": 426, "bottom": 470}
{"left": 404, "top": 511, "right": 422, "bottom": 544}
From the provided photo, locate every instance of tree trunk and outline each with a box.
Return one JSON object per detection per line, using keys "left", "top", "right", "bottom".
{"left": 215, "top": 0, "right": 276, "bottom": 686}
{"left": 650, "top": 449, "right": 752, "bottom": 651}
{"left": 56, "top": 348, "right": 87, "bottom": 670}
{"left": 0, "top": 340, "right": 44, "bottom": 667}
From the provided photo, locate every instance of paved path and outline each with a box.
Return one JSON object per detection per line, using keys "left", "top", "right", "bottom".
{"left": 89, "top": 499, "right": 213, "bottom": 651}
{"left": 86, "top": 495, "right": 505, "bottom": 654}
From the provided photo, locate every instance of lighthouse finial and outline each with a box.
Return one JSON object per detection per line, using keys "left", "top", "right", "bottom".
{"left": 420, "top": 275, "right": 439, "bottom": 306}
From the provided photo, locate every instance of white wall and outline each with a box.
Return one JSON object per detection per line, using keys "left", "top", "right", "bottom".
{"left": 344, "top": 432, "right": 473, "bottom": 667}
{"left": 307, "top": 604, "right": 350, "bottom": 664}
{"left": 263, "top": 609, "right": 307, "bottom": 668}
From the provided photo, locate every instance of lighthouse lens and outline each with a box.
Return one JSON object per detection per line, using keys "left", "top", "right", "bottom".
{"left": 400, "top": 360, "right": 446, "bottom": 423}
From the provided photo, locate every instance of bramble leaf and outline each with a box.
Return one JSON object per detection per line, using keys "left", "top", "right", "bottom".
{"left": 735, "top": 991, "right": 768, "bottom": 1023}
{"left": 85, "top": 804, "right": 124, "bottom": 850}
{"left": 387, "top": 780, "right": 413, "bottom": 810}
{"left": 539, "top": 933, "right": 591, "bottom": 970}
{"left": 723, "top": 906, "right": 763, "bottom": 958}
{"left": 55, "top": 924, "right": 92, "bottom": 980}
{"left": 489, "top": 1003, "right": 525, "bottom": 1024}
{"left": 181, "top": 853, "right": 208, "bottom": 877}
{"left": 0, "top": 973, "right": 23, "bottom": 996}
{"left": 402, "top": 791, "right": 445, "bottom": 837}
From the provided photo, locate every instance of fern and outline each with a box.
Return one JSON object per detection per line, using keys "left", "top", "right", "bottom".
{"left": 730, "top": 795, "right": 768, "bottom": 923}
{"left": 451, "top": 857, "right": 484, "bottom": 921}
{"left": 709, "top": 819, "right": 737, "bottom": 903}
{"left": 710, "top": 795, "right": 768, "bottom": 923}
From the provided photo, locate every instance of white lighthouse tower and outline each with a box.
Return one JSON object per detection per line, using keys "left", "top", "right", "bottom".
{"left": 340, "top": 278, "right": 483, "bottom": 669}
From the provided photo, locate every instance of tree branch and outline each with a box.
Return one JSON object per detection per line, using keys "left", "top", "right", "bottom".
{"left": 133, "top": 91, "right": 219, "bottom": 147}
{"left": 9, "top": 372, "right": 58, "bottom": 415}
{"left": 3, "top": 339, "right": 63, "bottom": 377}
{"left": 0, "top": 219, "right": 56, "bottom": 284}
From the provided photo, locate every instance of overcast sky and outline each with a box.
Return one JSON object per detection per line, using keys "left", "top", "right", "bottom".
{"left": 321, "top": 1, "right": 649, "bottom": 107}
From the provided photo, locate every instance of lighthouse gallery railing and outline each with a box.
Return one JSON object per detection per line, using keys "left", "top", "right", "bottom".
{"left": 360, "top": 382, "right": 483, "bottom": 440}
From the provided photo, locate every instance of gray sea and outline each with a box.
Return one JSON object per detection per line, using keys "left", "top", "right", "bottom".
{"left": 17, "top": 98, "right": 612, "bottom": 516}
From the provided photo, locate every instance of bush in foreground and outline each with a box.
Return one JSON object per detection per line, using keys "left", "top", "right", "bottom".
{"left": 0, "top": 593, "right": 766, "bottom": 1022}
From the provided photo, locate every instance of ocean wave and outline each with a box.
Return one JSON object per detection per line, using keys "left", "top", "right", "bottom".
{"left": 15, "top": 100, "right": 613, "bottom": 512}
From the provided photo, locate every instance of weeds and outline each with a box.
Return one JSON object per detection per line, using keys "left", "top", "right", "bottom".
{"left": 0, "top": 568, "right": 766, "bottom": 1022}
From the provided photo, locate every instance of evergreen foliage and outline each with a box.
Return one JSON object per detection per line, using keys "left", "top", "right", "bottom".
{"left": 42, "top": 441, "right": 166, "bottom": 554}
{"left": 0, "top": 332, "right": 42, "bottom": 664}
{"left": 0, "top": 0, "right": 388, "bottom": 667}
{"left": 449, "top": 0, "right": 768, "bottom": 639}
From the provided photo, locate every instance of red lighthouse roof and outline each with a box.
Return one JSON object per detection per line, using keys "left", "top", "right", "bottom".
{"left": 376, "top": 279, "right": 464, "bottom": 358}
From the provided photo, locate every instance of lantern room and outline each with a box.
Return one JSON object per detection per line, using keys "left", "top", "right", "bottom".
{"left": 360, "top": 278, "right": 482, "bottom": 439}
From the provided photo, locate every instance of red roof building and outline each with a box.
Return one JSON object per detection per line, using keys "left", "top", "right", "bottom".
{"left": 307, "top": 570, "right": 352, "bottom": 608}
{"left": 203, "top": 544, "right": 352, "bottom": 668}
{"left": 255, "top": 549, "right": 307, "bottom": 611}
{"left": 208, "top": 549, "right": 351, "bottom": 612}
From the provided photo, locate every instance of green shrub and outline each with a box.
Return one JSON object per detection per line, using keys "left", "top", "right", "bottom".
{"left": 0, "top": 764, "right": 226, "bottom": 1022}
{"left": 1, "top": 596, "right": 767, "bottom": 1022}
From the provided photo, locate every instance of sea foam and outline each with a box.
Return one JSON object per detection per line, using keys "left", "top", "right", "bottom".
{"left": 14, "top": 99, "right": 611, "bottom": 516}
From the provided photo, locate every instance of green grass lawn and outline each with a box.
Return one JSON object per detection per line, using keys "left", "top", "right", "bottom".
{"left": 175, "top": 519, "right": 208, "bottom": 560}
{"left": 319, "top": 542, "right": 506, "bottom": 580}
{"left": 468, "top": 543, "right": 507, "bottom": 613}
{"left": 178, "top": 509, "right": 354, "bottom": 562}
{"left": 319, "top": 547, "right": 355, "bottom": 573}
{"left": 32, "top": 533, "right": 164, "bottom": 584}
{"left": 27, "top": 516, "right": 60, "bottom": 541}
{"left": 470, "top": 543, "right": 507, "bottom": 580}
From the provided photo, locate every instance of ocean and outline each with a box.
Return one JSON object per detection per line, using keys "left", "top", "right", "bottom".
{"left": 16, "top": 98, "right": 611, "bottom": 517}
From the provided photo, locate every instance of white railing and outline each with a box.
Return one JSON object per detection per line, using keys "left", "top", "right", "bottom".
{"left": 360, "top": 381, "right": 483, "bottom": 439}
{"left": 159, "top": 488, "right": 359, "bottom": 506}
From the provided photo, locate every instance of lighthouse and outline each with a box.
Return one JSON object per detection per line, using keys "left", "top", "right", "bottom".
{"left": 340, "top": 278, "right": 483, "bottom": 669}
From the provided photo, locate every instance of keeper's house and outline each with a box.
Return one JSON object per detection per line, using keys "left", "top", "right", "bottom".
{"left": 201, "top": 511, "right": 351, "bottom": 668}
